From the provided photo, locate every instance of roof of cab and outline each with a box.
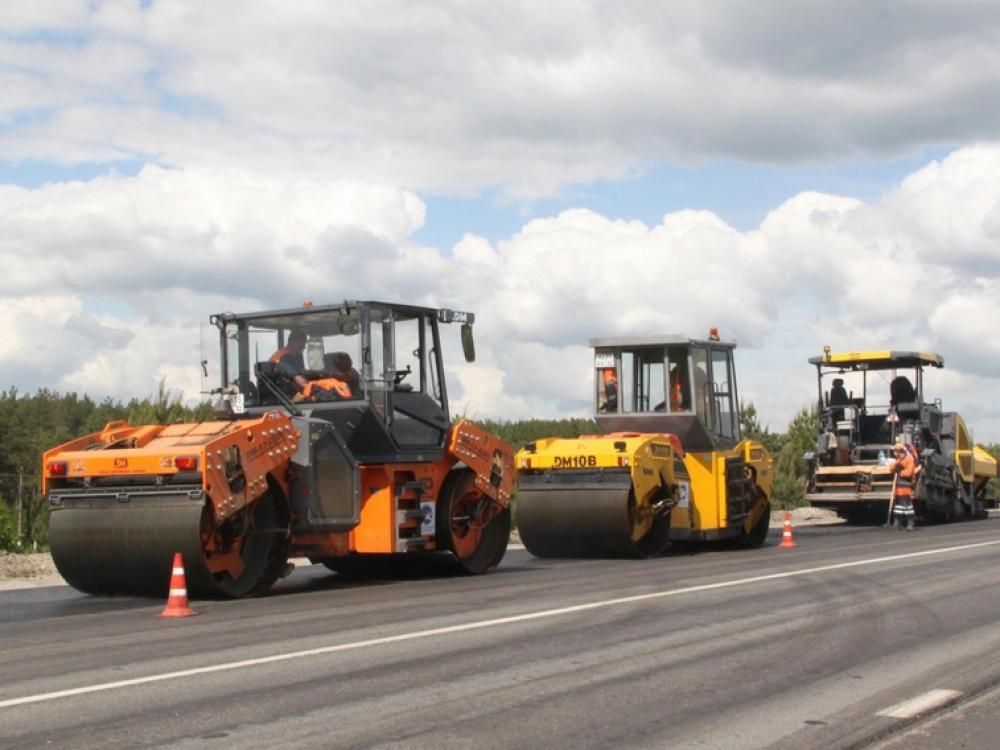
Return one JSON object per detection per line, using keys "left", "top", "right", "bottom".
{"left": 590, "top": 335, "right": 736, "bottom": 349}
{"left": 808, "top": 350, "right": 944, "bottom": 369}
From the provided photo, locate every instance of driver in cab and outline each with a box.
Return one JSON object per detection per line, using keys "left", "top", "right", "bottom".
{"left": 269, "top": 329, "right": 309, "bottom": 390}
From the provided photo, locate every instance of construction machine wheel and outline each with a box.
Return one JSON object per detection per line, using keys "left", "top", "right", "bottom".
{"left": 742, "top": 502, "right": 770, "bottom": 548}
{"left": 436, "top": 468, "right": 511, "bottom": 575}
{"left": 205, "top": 490, "right": 292, "bottom": 598}
{"left": 516, "top": 471, "right": 671, "bottom": 558}
{"left": 49, "top": 490, "right": 291, "bottom": 599}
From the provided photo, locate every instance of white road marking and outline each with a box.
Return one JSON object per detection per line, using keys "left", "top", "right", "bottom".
{"left": 877, "top": 688, "right": 962, "bottom": 719}
{"left": 2, "top": 538, "right": 999, "bottom": 710}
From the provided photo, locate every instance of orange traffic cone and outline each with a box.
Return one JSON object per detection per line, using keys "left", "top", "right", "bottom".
{"left": 159, "top": 552, "right": 198, "bottom": 618}
{"left": 778, "top": 511, "right": 797, "bottom": 549}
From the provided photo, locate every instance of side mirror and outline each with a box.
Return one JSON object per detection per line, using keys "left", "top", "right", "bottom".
{"left": 461, "top": 323, "right": 475, "bottom": 362}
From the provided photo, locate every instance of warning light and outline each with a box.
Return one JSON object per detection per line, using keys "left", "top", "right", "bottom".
{"left": 302, "top": 300, "right": 314, "bottom": 308}
{"left": 174, "top": 456, "right": 199, "bottom": 471}
{"left": 708, "top": 327, "right": 720, "bottom": 341}
{"left": 47, "top": 461, "right": 68, "bottom": 477}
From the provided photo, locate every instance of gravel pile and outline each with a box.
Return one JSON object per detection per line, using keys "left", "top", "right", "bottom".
{"left": 0, "top": 552, "right": 60, "bottom": 587}
{"left": 769, "top": 506, "right": 843, "bottom": 528}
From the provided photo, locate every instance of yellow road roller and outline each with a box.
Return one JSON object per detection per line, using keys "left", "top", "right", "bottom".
{"left": 515, "top": 332, "right": 773, "bottom": 557}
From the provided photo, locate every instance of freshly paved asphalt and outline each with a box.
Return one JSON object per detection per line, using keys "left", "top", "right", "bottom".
{"left": 3, "top": 519, "right": 1000, "bottom": 749}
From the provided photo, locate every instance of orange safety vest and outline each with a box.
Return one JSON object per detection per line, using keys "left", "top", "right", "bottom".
{"left": 670, "top": 373, "right": 683, "bottom": 411}
{"left": 890, "top": 452, "right": 916, "bottom": 497}
{"left": 301, "top": 378, "right": 351, "bottom": 401}
{"left": 602, "top": 368, "right": 618, "bottom": 393}
{"left": 601, "top": 368, "right": 618, "bottom": 409}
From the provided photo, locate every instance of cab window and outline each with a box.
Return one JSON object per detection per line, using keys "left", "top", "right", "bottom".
{"left": 709, "top": 348, "right": 739, "bottom": 440}
{"left": 620, "top": 349, "right": 666, "bottom": 413}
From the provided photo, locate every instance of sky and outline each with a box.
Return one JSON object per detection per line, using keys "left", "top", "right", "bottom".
{"left": 2, "top": 0, "right": 1000, "bottom": 440}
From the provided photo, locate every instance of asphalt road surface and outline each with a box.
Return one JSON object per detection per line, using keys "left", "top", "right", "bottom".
{"left": 3, "top": 520, "right": 1000, "bottom": 749}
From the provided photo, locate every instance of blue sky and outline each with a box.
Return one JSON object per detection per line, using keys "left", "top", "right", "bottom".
{"left": 415, "top": 146, "right": 958, "bottom": 248}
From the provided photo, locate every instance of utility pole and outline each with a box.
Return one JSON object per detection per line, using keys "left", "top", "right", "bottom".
{"left": 16, "top": 465, "right": 23, "bottom": 547}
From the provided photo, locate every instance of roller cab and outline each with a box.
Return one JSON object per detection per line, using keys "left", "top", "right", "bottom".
{"left": 44, "top": 301, "right": 516, "bottom": 598}
{"left": 515, "top": 333, "right": 773, "bottom": 558}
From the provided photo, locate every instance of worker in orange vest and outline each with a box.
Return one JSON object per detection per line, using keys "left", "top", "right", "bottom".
{"left": 669, "top": 366, "right": 684, "bottom": 411}
{"left": 889, "top": 442, "right": 917, "bottom": 531}
{"left": 269, "top": 329, "right": 307, "bottom": 369}
{"left": 601, "top": 368, "right": 618, "bottom": 412}
{"left": 269, "top": 329, "right": 309, "bottom": 389}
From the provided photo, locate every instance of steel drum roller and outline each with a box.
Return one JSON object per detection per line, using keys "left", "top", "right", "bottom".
{"left": 516, "top": 471, "right": 670, "bottom": 558}
{"left": 49, "top": 492, "right": 207, "bottom": 596}
{"left": 49, "top": 489, "right": 289, "bottom": 598}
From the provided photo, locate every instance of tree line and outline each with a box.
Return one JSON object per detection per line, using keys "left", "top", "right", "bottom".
{"left": 0, "top": 384, "right": 214, "bottom": 552}
{"left": 2, "top": 389, "right": 998, "bottom": 552}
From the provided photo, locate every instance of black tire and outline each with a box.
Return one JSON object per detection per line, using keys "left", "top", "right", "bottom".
{"left": 206, "top": 490, "right": 291, "bottom": 598}
{"left": 629, "top": 490, "right": 672, "bottom": 558}
{"left": 742, "top": 502, "right": 771, "bottom": 548}
{"left": 436, "top": 469, "right": 511, "bottom": 575}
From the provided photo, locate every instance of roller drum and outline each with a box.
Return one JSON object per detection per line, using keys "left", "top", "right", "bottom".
{"left": 49, "top": 487, "right": 289, "bottom": 598}
{"left": 516, "top": 470, "right": 669, "bottom": 558}
{"left": 49, "top": 491, "right": 208, "bottom": 596}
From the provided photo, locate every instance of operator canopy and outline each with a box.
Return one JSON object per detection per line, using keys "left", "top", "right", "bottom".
{"left": 809, "top": 350, "right": 944, "bottom": 371}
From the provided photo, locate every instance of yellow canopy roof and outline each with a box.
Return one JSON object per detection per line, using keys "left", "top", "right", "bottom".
{"left": 808, "top": 350, "right": 944, "bottom": 370}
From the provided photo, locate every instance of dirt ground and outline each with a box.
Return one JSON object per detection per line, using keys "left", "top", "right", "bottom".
{"left": 769, "top": 506, "right": 843, "bottom": 528}
{"left": 0, "top": 506, "right": 840, "bottom": 591}
{"left": 0, "top": 552, "right": 63, "bottom": 590}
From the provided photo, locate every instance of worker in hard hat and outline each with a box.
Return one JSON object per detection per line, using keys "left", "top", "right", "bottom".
{"left": 889, "top": 441, "right": 917, "bottom": 531}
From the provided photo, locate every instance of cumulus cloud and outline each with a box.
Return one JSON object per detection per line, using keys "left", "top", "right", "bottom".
{"left": 2, "top": 2, "right": 1000, "bottom": 197}
{"left": 3, "top": 145, "right": 999, "bottom": 440}
{"left": 0, "top": 165, "right": 426, "bottom": 302}
{"left": 463, "top": 146, "right": 1000, "bottom": 433}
